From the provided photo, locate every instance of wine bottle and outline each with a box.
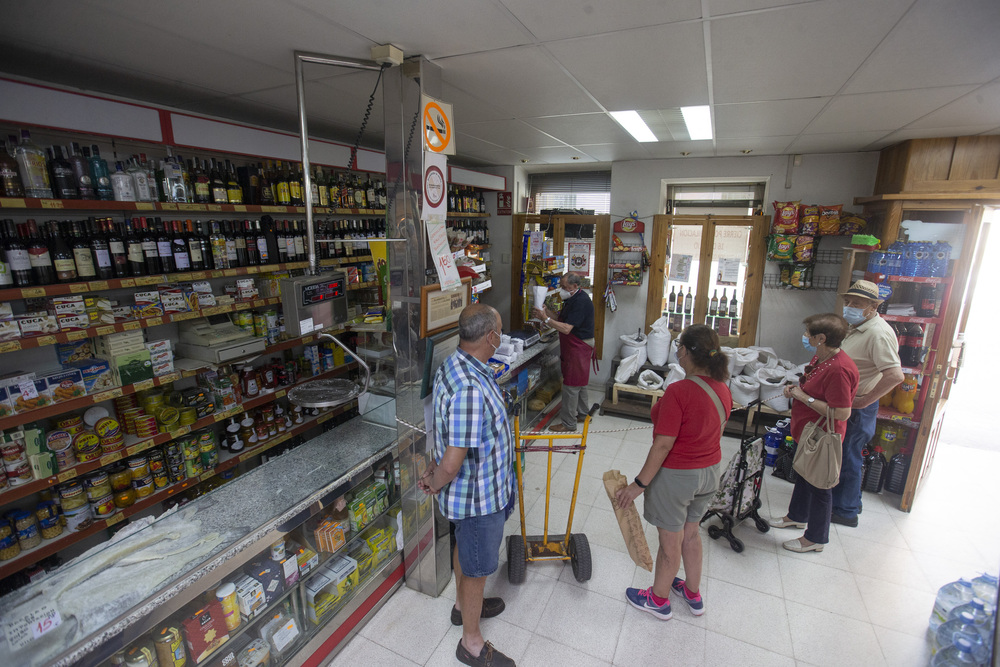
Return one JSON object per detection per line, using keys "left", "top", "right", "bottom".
{"left": 719, "top": 289, "right": 728, "bottom": 317}
{"left": 244, "top": 220, "right": 258, "bottom": 266}
{"left": 187, "top": 220, "right": 205, "bottom": 271}
{"left": 709, "top": 289, "right": 719, "bottom": 317}
{"left": 223, "top": 220, "right": 238, "bottom": 267}
{"left": 728, "top": 292, "right": 738, "bottom": 318}
{"left": 258, "top": 161, "right": 274, "bottom": 205}
{"left": 317, "top": 167, "right": 330, "bottom": 207}
{"left": 5, "top": 219, "right": 34, "bottom": 286}
{"left": 49, "top": 220, "right": 77, "bottom": 283}
{"left": 288, "top": 164, "right": 303, "bottom": 207}
{"left": 168, "top": 220, "right": 188, "bottom": 272}
{"left": 254, "top": 219, "right": 270, "bottom": 265}
{"left": 0, "top": 222, "right": 12, "bottom": 287}
{"left": 234, "top": 218, "right": 248, "bottom": 266}
{"left": 292, "top": 220, "right": 305, "bottom": 261}
{"left": 88, "top": 217, "right": 114, "bottom": 280}
{"left": 88, "top": 145, "right": 114, "bottom": 201}
{"left": 14, "top": 130, "right": 53, "bottom": 198}
{"left": 156, "top": 218, "right": 175, "bottom": 273}
{"left": 192, "top": 159, "right": 210, "bottom": 204}
{"left": 210, "top": 160, "right": 227, "bottom": 204}
{"left": 124, "top": 219, "right": 145, "bottom": 277}
{"left": 107, "top": 219, "right": 128, "bottom": 278}
{"left": 275, "top": 161, "right": 291, "bottom": 205}
{"left": 137, "top": 217, "right": 160, "bottom": 274}
{"left": 209, "top": 221, "right": 228, "bottom": 269}
{"left": 71, "top": 221, "right": 97, "bottom": 280}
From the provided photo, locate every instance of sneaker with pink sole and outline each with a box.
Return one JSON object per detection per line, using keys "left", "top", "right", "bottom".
{"left": 671, "top": 577, "right": 705, "bottom": 616}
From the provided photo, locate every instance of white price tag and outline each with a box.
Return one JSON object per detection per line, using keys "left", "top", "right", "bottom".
{"left": 18, "top": 381, "right": 38, "bottom": 401}
{"left": 282, "top": 557, "right": 298, "bottom": 582}
{"left": 298, "top": 317, "right": 314, "bottom": 334}
{"left": 272, "top": 619, "right": 300, "bottom": 653}
{"left": 5, "top": 605, "right": 61, "bottom": 652}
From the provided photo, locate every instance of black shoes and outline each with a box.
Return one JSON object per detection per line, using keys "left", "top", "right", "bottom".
{"left": 831, "top": 513, "right": 858, "bottom": 527}
{"left": 451, "top": 597, "right": 506, "bottom": 625}
{"left": 456, "top": 640, "right": 516, "bottom": 667}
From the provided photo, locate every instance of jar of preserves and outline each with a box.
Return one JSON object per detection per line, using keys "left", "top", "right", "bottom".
{"left": 127, "top": 455, "right": 150, "bottom": 480}
{"left": 153, "top": 625, "right": 186, "bottom": 667}
{"left": 84, "top": 471, "right": 112, "bottom": 501}
{"left": 124, "top": 641, "right": 157, "bottom": 667}
{"left": 59, "top": 481, "right": 88, "bottom": 510}
{"left": 6, "top": 509, "right": 41, "bottom": 550}
{"left": 109, "top": 465, "right": 133, "bottom": 492}
{"left": 0, "top": 523, "right": 20, "bottom": 560}
{"left": 239, "top": 418, "right": 254, "bottom": 444}
{"left": 36, "top": 501, "right": 62, "bottom": 539}
{"left": 113, "top": 487, "right": 136, "bottom": 509}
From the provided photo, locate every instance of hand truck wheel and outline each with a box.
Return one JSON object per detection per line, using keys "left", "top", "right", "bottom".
{"left": 507, "top": 535, "right": 527, "bottom": 585}
{"left": 568, "top": 533, "right": 592, "bottom": 582}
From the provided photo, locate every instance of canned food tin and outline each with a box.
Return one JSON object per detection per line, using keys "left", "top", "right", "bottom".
{"left": 2, "top": 451, "right": 27, "bottom": 469}
{"left": 133, "top": 474, "right": 154, "bottom": 498}
{"left": 85, "top": 472, "right": 112, "bottom": 500}
{"left": 65, "top": 424, "right": 84, "bottom": 437}
{"left": 127, "top": 456, "right": 150, "bottom": 480}
{"left": 168, "top": 462, "right": 186, "bottom": 482}
{"left": 184, "top": 458, "right": 204, "bottom": 478}
{"left": 114, "top": 394, "right": 139, "bottom": 412}
{"left": 5, "top": 462, "right": 32, "bottom": 485}
{"left": 90, "top": 493, "right": 116, "bottom": 517}
{"left": 199, "top": 442, "right": 217, "bottom": 469}
{"left": 94, "top": 417, "right": 121, "bottom": 439}
{"left": 55, "top": 414, "right": 84, "bottom": 429}
{"left": 74, "top": 431, "right": 100, "bottom": 453}
{"left": 152, "top": 469, "right": 170, "bottom": 488}
{"left": 178, "top": 407, "right": 197, "bottom": 426}
{"left": 157, "top": 406, "right": 179, "bottom": 429}
{"left": 62, "top": 503, "right": 93, "bottom": 531}
{"left": 101, "top": 435, "right": 125, "bottom": 454}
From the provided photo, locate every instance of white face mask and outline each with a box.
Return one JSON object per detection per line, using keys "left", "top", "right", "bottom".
{"left": 559, "top": 288, "right": 573, "bottom": 300}
{"left": 488, "top": 329, "right": 501, "bottom": 354}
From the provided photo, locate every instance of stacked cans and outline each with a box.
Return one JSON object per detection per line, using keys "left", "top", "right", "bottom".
{"left": 1, "top": 438, "right": 30, "bottom": 487}
{"left": 163, "top": 442, "right": 186, "bottom": 483}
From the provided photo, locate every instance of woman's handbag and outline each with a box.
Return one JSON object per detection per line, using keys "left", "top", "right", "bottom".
{"left": 792, "top": 409, "right": 843, "bottom": 489}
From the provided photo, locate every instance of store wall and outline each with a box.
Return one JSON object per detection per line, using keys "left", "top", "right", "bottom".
{"left": 476, "top": 165, "right": 520, "bottom": 328}
{"left": 601, "top": 152, "right": 880, "bottom": 385}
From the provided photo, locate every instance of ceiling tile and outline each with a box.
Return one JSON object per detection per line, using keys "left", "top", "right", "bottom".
{"left": 441, "top": 83, "right": 513, "bottom": 124}
{"left": 290, "top": 0, "right": 535, "bottom": 59}
{"left": 642, "top": 140, "right": 717, "bottom": 159}
{"left": 515, "top": 146, "right": 600, "bottom": 164}
{"left": 707, "top": 0, "right": 825, "bottom": 16}
{"left": 574, "top": 143, "right": 654, "bottom": 162}
{"left": 807, "top": 86, "right": 977, "bottom": 134}
{"left": 456, "top": 147, "right": 533, "bottom": 166}
{"left": 710, "top": 0, "right": 912, "bottom": 103}
{"left": 523, "top": 114, "right": 633, "bottom": 145}
{"left": 546, "top": 22, "right": 709, "bottom": 110}
{"left": 714, "top": 98, "right": 829, "bottom": 139}
{"left": 437, "top": 46, "right": 602, "bottom": 118}
{"left": 460, "top": 119, "right": 566, "bottom": 149}
{"left": 785, "top": 131, "right": 889, "bottom": 154}
{"left": 499, "top": 0, "right": 701, "bottom": 41}
{"left": 715, "top": 136, "right": 797, "bottom": 156}
{"left": 906, "top": 82, "right": 1000, "bottom": 129}
{"left": 844, "top": 0, "right": 1000, "bottom": 94}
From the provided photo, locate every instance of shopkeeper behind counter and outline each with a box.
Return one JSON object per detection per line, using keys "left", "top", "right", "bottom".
{"left": 532, "top": 272, "right": 595, "bottom": 433}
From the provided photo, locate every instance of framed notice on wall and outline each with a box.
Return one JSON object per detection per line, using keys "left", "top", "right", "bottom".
{"left": 568, "top": 242, "right": 591, "bottom": 274}
{"left": 420, "top": 277, "right": 473, "bottom": 338}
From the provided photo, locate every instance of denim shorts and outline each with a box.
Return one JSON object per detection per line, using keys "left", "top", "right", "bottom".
{"left": 452, "top": 510, "right": 506, "bottom": 578}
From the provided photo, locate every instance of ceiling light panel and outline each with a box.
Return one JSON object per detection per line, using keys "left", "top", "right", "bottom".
{"left": 681, "top": 105, "right": 713, "bottom": 140}
{"left": 610, "top": 111, "right": 658, "bottom": 142}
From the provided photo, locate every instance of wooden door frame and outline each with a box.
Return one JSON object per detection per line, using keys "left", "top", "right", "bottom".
{"left": 644, "top": 214, "right": 769, "bottom": 347}
{"left": 511, "top": 213, "right": 610, "bottom": 359}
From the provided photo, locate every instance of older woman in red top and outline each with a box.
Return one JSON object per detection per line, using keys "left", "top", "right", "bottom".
{"left": 770, "top": 313, "right": 859, "bottom": 553}
{"left": 616, "top": 325, "right": 732, "bottom": 621}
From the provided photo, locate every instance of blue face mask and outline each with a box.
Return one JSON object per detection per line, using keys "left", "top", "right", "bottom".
{"left": 843, "top": 306, "right": 867, "bottom": 326}
{"left": 802, "top": 334, "right": 817, "bottom": 353}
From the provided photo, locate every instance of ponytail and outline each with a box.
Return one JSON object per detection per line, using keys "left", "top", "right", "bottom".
{"left": 678, "top": 324, "right": 730, "bottom": 383}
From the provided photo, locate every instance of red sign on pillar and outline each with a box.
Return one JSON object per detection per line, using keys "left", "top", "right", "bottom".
{"left": 497, "top": 191, "right": 512, "bottom": 216}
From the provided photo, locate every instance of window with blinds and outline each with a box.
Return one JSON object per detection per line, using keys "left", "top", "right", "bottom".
{"left": 666, "top": 183, "right": 765, "bottom": 215}
{"left": 529, "top": 171, "right": 611, "bottom": 214}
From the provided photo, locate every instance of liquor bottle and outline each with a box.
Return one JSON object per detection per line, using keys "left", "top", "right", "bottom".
{"left": 124, "top": 219, "right": 146, "bottom": 277}
{"left": 353, "top": 176, "right": 366, "bottom": 209}
{"left": 719, "top": 289, "right": 728, "bottom": 318}
{"left": 110, "top": 161, "right": 136, "bottom": 201}
{"left": 5, "top": 220, "right": 34, "bottom": 286}
{"left": 154, "top": 218, "right": 174, "bottom": 273}
{"left": 709, "top": 289, "right": 719, "bottom": 317}
{"left": 72, "top": 221, "right": 97, "bottom": 280}
{"left": 210, "top": 160, "right": 227, "bottom": 204}
{"left": 89, "top": 217, "right": 114, "bottom": 280}
{"left": 254, "top": 219, "right": 270, "bottom": 265}
{"left": 13, "top": 130, "right": 53, "bottom": 198}
{"left": 245, "top": 163, "right": 259, "bottom": 206}
{"left": 258, "top": 161, "right": 274, "bottom": 205}
{"left": 0, "top": 138, "right": 24, "bottom": 197}
{"left": 244, "top": 220, "right": 259, "bottom": 266}
{"left": 49, "top": 146, "right": 78, "bottom": 199}
{"left": 138, "top": 217, "right": 160, "bottom": 274}
{"left": 226, "top": 160, "right": 243, "bottom": 204}
{"left": 210, "top": 221, "right": 229, "bottom": 269}
{"left": 448, "top": 185, "right": 456, "bottom": 212}
{"left": 234, "top": 219, "right": 248, "bottom": 266}
{"left": 309, "top": 167, "right": 320, "bottom": 206}
{"left": 68, "top": 143, "right": 94, "bottom": 199}
{"left": 341, "top": 175, "right": 354, "bottom": 209}
{"left": 187, "top": 220, "right": 206, "bottom": 271}
{"left": 219, "top": 220, "right": 235, "bottom": 267}
{"left": 0, "top": 221, "right": 11, "bottom": 287}
{"left": 289, "top": 164, "right": 303, "bottom": 207}
{"left": 162, "top": 157, "right": 187, "bottom": 203}
{"left": 126, "top": 157, "right": 151, "bottom": 202}
{"left": 365, "top": 176, "right": 376, "bottom": 211}
{"left": 49, "top": 221, "right": 75, "bottom": 283}
{"left": 292, "top": 220, "right": 305, "bottom": 261}
{"left": 317, "top": 167, "right": 330, "bottom": 207}
{"left": 87, "top": 145, "right": 114, "bottom": 200}
{"left": 24, "top": 220, "right": 54, "bottom": 285}
{"left": 274, "top": 161, "right": 291, "bottom": 205}
{"left": 728, "top": 291, "right": 739, "bottom": 334}
{"left": 106, "top": 219, "right": 128, "bottom": 278}
{"left": 283, "top": 220, "right": 296, "bottom": 262}
{"left": 667, "top": 286, "right": 676, "bottom": 313}
{"left": 167, "top": 219, "right": 188, "bottom": 272}
{"left": 192, "top": 159, "right": 211, "bottom": 204}
{"left": 378, "top": 179, "right": 387, "bottom": 209}
{"left": 141, "top": 154, "right": 159, "bottom": 203}
{"left": 479, "top": 191, "right": 487, "bottom": 214}
{"left": 329, "top": 173, "right": 341, "bottom": 210}
{"left": 180, "top": 158, "right": 194, "bottom": 203}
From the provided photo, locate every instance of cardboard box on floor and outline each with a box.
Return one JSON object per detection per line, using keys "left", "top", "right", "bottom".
{"left": 603, "top": 469, "right": 653, "bottom": 571}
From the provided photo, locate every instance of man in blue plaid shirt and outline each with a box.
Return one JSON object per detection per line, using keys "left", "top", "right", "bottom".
{"left": 419, "top": 304, "right": 516, "bottom": 667}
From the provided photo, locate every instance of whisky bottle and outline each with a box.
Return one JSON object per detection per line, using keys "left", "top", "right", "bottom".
{"left": 14, "top": 130, "right": 53, "bottom": 198}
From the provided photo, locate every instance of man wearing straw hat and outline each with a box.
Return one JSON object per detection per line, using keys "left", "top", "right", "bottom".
{"left": 833, "top": 280, "right": 904, "bottom": 527}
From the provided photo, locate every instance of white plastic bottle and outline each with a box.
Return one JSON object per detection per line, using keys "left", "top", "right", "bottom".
{"left": 931, "top": 579, "right": 975, "bottom": 632}
{"left": 931, "top": 636, "right": 980, "bottom": 666}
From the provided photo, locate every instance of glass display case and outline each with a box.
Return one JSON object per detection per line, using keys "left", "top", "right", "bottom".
{"left": 0, "top": 400, "right": 403, "bottom": 667}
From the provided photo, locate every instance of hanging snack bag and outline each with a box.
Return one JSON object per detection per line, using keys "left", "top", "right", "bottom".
{"left": 789, "top": 264, "right": 813, "bottom": 289}
{"left": 779, "top": 264, "right": 793, "bottom": 287}
{"left": 839, "top": 211, "right": 867, "bottom": 235}
{"left": 799, "top": 205, "right": 820, "bottom": 235}
{"left": 794, "top": 235, "right": 815, "bottom": 262}
{"left": 771, "top": 201, "right": 801, "bottom": 234}
{"left": 818, "top": 204, "right": 843, "bottom": 235}
{"left": 767, "top": 235, "right": 795, "bottom": 262}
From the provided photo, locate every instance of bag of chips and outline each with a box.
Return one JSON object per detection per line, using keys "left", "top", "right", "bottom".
{"left": 839, "top": 212, "right": 867, "bottom": 235}
{"left": 818, "top": 205, "right": 843, "bottom": 235}
{"left": 772, "top": 201, "right": 801, "bottom": 234}
{"left": 789, "top": 264, "right": 813, "bottom": 289}
{"left": 794, "top": 235, "right": 815, "bottom": 262}
{"left": 767, "top": 235, "right": 795, "bottom": 262}
{"left": 799, "top": 205, "right": 820, "bottom": 235}
{"left": 779, "top": 263, "right": 793, "bottom": 287}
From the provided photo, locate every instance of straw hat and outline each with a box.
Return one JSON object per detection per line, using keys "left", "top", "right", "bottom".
{"left": 840, "top": 279, "right": 881, "bottom": 302}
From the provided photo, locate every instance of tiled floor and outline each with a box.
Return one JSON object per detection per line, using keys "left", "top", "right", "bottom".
{"left": 331, "top": 414, "right": 1000, "bottom": 666}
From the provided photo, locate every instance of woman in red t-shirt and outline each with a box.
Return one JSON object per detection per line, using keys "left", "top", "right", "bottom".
{"left": 616, "top": 325, "right": 732, "bottom": 621}
{"left": 770, "top": 313, "right": 859, "bottom": 553}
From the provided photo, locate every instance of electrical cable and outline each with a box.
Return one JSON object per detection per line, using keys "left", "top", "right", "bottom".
{"left": 349, "top": 63, "right": 389, "bottom": 169}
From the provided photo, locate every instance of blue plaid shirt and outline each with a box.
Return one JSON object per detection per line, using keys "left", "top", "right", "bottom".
{"left": 433, "top": 348, "right": 513, "bottom": 520}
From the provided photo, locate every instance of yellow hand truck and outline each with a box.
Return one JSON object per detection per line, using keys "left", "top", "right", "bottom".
{"left": 506, "top": 403, "right": 599, "bottom": 584}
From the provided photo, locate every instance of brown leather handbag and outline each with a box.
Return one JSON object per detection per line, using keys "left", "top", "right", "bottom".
{"left": 792, "top": 409, "right": 843, "bottom": 489}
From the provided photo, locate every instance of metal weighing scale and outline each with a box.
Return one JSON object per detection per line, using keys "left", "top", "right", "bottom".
{"left": 281, "top": 271, "right": 349, "bottom": 337}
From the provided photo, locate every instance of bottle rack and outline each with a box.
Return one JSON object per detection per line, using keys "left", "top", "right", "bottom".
{"left": 0, "top": 197, "right": 386, "bottom": 216}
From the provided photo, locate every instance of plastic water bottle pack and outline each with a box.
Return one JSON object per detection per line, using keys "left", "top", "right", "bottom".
{"left": 929, "top": 575, "right": 997, "bottom": 666}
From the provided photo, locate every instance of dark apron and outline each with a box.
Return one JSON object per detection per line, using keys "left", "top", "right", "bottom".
{"left": 559, "top": 332, "right": 594, "bottom": 387}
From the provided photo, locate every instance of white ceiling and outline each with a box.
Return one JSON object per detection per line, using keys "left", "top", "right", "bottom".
{"left": 2, "top": 0, "right": 999, "bottom": 169}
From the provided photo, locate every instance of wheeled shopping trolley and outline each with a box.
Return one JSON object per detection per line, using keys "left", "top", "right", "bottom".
{"left": 700, "top": 399, "right": 770, "bottom": 552}
{"left": 506, "top": 403, "right": 600, "bottom": 584}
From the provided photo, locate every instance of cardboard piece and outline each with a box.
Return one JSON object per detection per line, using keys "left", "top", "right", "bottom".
{"left": 602, "top": 469, "right": 653, "bottom": 571}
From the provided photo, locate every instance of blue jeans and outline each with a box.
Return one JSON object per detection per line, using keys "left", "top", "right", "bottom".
{"left": 787, "top": 474, "right": 832, "bottom": 544}
{"left": 831, "top": 401, "right": 878, "bottom": 519}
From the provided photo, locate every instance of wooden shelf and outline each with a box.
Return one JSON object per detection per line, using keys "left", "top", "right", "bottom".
{"left": 0, "top": 362, "right": 357, "bottom": 508}
{"left": 318, "top": 254, "right": 373, "bottom": 267}
{"left": 0, "top": 197, "right": 385, "bottom": 216}
{"left": 446, "top": 212, "right": 489, "bottom": 218}
{"left": 877, "top": 407, "right": 920, "bottom": 429}
{"left": 0, "top": 400, "right": 355, "bottom": 580}
{"left": 0, "top": 262, "right": 309, "bottom": 302}
{"left": 0, "top": 297, "right": 283, "bottom": 355}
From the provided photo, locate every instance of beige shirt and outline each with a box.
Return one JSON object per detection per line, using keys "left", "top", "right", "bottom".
{"left": 841, "top": 314, "right": 902, "bottom": 396}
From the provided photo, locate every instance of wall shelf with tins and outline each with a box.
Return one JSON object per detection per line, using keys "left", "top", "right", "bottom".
{"left": 0, "top": 398, "right": 356, "bottom": 582}
{"left": 0, "top": 197, "right": 386, "bottom": 216}
{"left": 877, "top": 407, "right": 920, "bottom": 429}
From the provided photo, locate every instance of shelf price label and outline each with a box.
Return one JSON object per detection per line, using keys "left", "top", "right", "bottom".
{"left": 200, "top": 470, "right": 214, "bottom": 481}
{"left": 100, "top": 451, "right": 122, "bottom": 466}
{"left": 170, "top": 426, "right": 191, "bottom": 438}
{"left": 21, "top": 287, "right": 46, "bottom": 298}
{"left": 105, "top": 512, "right": 125, "bottom": 527}
{"left": 57, "top": 469, "right": 76, "bottom": 483}
{"left": 146, "top": 317, "right": 163, "bottom": 327}
{"left": 40, "top": 199, "right": 64, "bottom": 209}
{"left": 70, "top": 284, "right": 89, "bottom": 293}
{"left": 93, "top": 388, "right": 124, "bottom": 403}
{"left": 4, "top": 605, "right": 62, "bottom": 650}
{"left": 134, "top": 379, "right": 155, "bottom": 392}
{"left": 66, "top": 331, "right": 88, "bottom": 341}
{"left": 96, "top": 326, "right": 116, "bottom": 336}
{"left": 123, "top": 321, "right": 141, "bottom": 331}
{"left": 90, "top": 281, "right": 109, "bottom": 291}
{"left": 36, "top": 336, "right": 56, "bottom": 347}
{"left": 120, "top": 279, "right": 136, "bottom": 288}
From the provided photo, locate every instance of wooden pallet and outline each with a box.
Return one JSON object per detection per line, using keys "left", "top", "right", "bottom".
{"left": 612, "top": 382, "right": 664, "bottom": 408}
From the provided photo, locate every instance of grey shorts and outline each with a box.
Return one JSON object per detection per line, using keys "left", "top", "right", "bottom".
{"left": 643, "top": 464, "right": 721, "bottom": 533}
